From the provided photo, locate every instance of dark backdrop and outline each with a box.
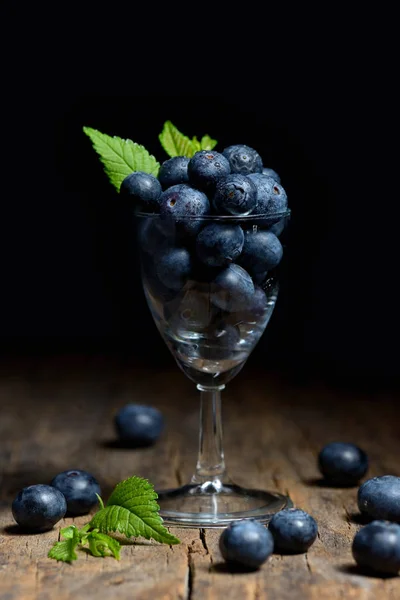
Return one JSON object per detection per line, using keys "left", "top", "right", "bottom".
{"left": 2, "top": 87, "right": 399, "bottom": 384}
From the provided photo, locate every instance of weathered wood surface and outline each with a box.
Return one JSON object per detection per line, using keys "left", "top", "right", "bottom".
{"left": 0, "top": 356, "right": 399, "bottom": 599}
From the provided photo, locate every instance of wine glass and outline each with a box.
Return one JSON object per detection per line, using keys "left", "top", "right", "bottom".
{"left": 136, "top": 210, "right": 292, "bottom": 526}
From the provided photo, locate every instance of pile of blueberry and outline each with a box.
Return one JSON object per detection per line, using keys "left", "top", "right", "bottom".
{"left": 12, "top": 470, "right": 101, "bottom": 532}
{"left": 219, "top": 442, "right": 400, "bottom": 575}
{"left": 10, "top": 406, "right": 400, "bottom": 577}
{"left": 122, "top": 146, "right": 289, "bottom": 361}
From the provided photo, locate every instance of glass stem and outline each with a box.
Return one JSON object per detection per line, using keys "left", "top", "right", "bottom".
{"left": 191, "top": 384, "right": 228, "bottom": 489}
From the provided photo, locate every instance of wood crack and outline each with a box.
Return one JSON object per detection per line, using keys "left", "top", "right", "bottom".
{"left": 305, "top": 553, "right": 312, "bottom": 575}
{"left": 186, "top": 546, "right": 194, "bottom": 600}
{"left": 199, "top": 528, "right": 209, "bottom": 555}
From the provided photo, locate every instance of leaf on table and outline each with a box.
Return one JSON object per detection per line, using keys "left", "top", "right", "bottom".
{"left": 89, "top": 475, "right": 180, "bottom": 545}
{"left": 48, "top": 526, "right": 80, "bottom": 563}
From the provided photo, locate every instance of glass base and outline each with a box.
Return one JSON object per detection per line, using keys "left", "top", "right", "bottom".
{"left": 157, "top": 482, "right": 293, "bottom": 527}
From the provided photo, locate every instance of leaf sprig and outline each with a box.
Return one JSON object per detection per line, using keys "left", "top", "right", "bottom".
{"left": 48, "top": 524, "right": 120, "bottom": 563}
{"left": 83, "top": 121, "right": 218, "bottom": 191}
{"left": 158, "top": 121, "right": 217, "bottom": 158}
{"left": 48, "top": 476, "right": 180, "bottom": 563}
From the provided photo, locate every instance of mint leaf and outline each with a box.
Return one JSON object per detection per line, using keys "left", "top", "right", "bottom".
{"left": 59, "top": 525, "right": 79, "bottom": 540}
{"left": 192, "top": 136, "right": 202, "bottom": 152}
{"left": 48, "top": 525, "right": 80, "bottom": 563}
{"left": 78, "top": 523, "right": 91, "bottom": 545}
{"left": 201, "top": 134, "right": 218, "bottom": 151}
{"left": 89, "top": 475, "right": 180, "bottom": 545}
{"left": 83, "top": 127, "right": 160, "bottom": 191}
{"left": 87, "top": 530, "right": 121, "bottom": 559}
{"left": 96, "top": 494, "right": 105, "bottom": 510}
{"left": 159, "top": 121, "right": 198, "bottom": 158}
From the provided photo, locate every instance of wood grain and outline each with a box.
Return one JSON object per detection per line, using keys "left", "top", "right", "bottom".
{"left": 0, "top": 356, "right": 399, "bottom": 599}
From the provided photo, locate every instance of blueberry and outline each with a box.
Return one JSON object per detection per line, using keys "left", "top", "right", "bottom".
{"left": 213, "top": 174, "right": 257, "bottom": 215}
{"left": 138, "top": 218, "right": 170, "bottom": 256}
{"left": 144, "top": 268, "right": 177, "bottom": 303}
{"left": 318, "top": 442, "right": 369, "bottom": 486}
{"left": 222, "top": 145, "right": 263, "bottom": 175}
{"left": 352, "top": 520, "right": 400, "bottom": 575}
{"left": 250, "top": 287, "right": 269, "bottom": 317}
{"left": 219, "top": 519, "right": 273, "bottom": 570}
{"left": 115, "top": 404, "right": 164, "bottom": 446}
{"left": 252, "top": 270, "right": 269, "bottom": 285}
{"left": 188, "top": 150, "right": 231, "bottom": 194}
{"left": 165, "top": 287, "right": 217, "bottom": 334}
{"left": 239, "top": 230, "right": 283, "bottom": 277}
{"left": 262, "top": 167, "right": 281, "bottom": 184}
{"left": 12, "top": 484, "right": 67, "bottom": 531}
{"left": 201, "top": 323, "right": 241, "bottom": 360}
{"left": 358, "top": 476, "right": 400, "bottom": 522}
{"left": 120, "top": 172, "right": 162, "bottom": 212}
{"left": 211, "top": 264, "right": 255, "bottom": 312}
{"left": 269, "top": 509, "right": 318, "bottom": 554}
{"left": 228, "top": 288, "right": 269, "bottom": 326}
{"left": 51, "top": 470, "right": 101, "bottom": 516}
{"left": 269, "top": 217, "right": 286, "bottom": 237}
{"left": 248, "top": 174, "right": 288, "bottom": 216}
{"left": 159, "top": 184, "right": 210, "bottom": 236}
{"left": 196, "top": 223, "right": 244, "bottom": 267}
{"left": 156, "top": 247, "right": 192, "bottom": 291}
{"left": 158, "top": 156, "right": 190, "bottom": 189}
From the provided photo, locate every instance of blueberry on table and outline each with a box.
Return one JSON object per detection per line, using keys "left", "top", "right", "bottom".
{"left": 219, "top": 519, "right": 273, "bottom": 570}
{"left": 188, "top": 150, "right": 231, "bottom": 194}
{"left": 12, "top": 484, "right": 67, "bottom": 531}
{"left": 352, "top": 520, "right": 400, "bottom": 575}
{"left": 115, "top": 404, "right": 164, "bottom": 446}
{"left": 51, "top": 470, "right": 101, "bottom": 516}
{"left": 120, "top": 172, "right": 162, "bottom": 212}
{"left": 156, "top": 247, "right": 192, "bottom": 291}
{"left": 239, "top": 230, "right": 283, "bottom": 277}
{"left": 159, "top": 184, "right": 210, "bottom": 236}
{"left": 262, "top": 167, "right": 281, "bottom": 184}
{"left": 222, "top": 145, "right": 263, "bottom": 175}
{"left": 196, "top": 223, "right": 244, "bottom": 267}
{"left": 318, "top": 442, "right": 369, "bottom": 486}
{"left": 269, "top": 509, "right": 318, "bottom": 554}
{"left": 213, "top": 174, "right": 257, "bottom": 216}
{"left": 211, "top": 264, "right": 255, "bottom": 312}
{"left": 358, "top": 476, "right": 400, "bottom": 522}
{"left": 248, "top": 174, "right": 288, "bottom": 216}
{"left": 158, "top": 156, "right": 190, "bottom": 189}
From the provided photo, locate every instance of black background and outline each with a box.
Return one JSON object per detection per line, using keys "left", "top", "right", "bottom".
{"left": 2, "top": 20, "right": 399, "bottom": 387}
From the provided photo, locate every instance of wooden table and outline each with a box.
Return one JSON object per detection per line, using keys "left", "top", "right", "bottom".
{"left": 0, "top": 356, "right": 399, "bottom": 599}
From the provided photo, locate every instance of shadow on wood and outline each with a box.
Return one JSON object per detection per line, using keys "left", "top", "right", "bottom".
{"left": 336, "top": 563, "right": 398, "bottom": 580}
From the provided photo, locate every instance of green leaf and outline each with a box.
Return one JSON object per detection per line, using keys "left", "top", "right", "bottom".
{"left": 60, "top": 525, "right": 78, "bottom": 540}
{"left": 201, "top": 135, "right": 218, "bottom": 151}
{"left": 87, "top": 531, "right": 121, "bottom": 559}
{"left": 83, "top": 127, "right": 160, "bottom": 191}
{"left": 48, "top": 526, "right": 80, "bottom": 563}
{"left": 192, "top": 136, "right": 202, "bottom": 152}
{"left": 78, "top": 523, "right": 91, "bottom": 545}
{"left": 159, "top": 121, "right": 198, "bottom": 158}
{"left": 96, "top": 494, "right": 105, "bottom": 510}
{"left": 89, "top": 475, "right": 180, "bottom": 545}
